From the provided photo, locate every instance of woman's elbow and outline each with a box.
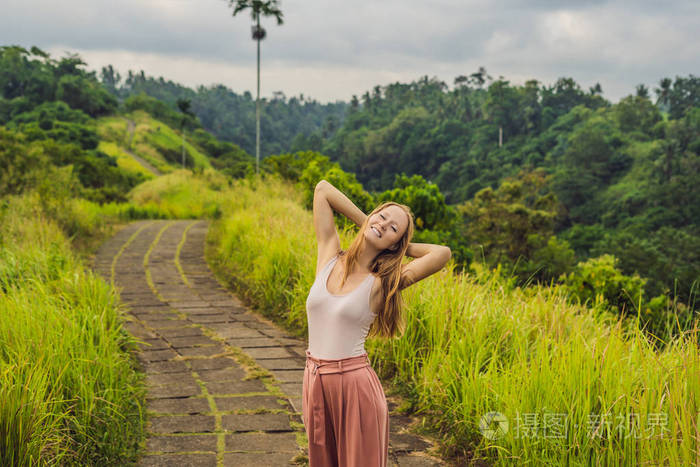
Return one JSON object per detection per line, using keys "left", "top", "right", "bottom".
{"left": 315, "top": 180, "right": 329, "bottom": 192}
{"left": 442, "top": 246, "right": 452, "bottom": 263}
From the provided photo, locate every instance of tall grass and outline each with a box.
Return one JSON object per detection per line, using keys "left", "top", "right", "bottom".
{"left": 197, "top": 172, "right": 699, "bottom": 466}
{"left": 128, "top": 169, "right": 229, "bottom": 219}
{"left": 0, "top": 194, "right": 145, "bottom": 465}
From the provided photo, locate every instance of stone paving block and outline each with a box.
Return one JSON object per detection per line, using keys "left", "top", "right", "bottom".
{"left": 390, "top": 433, "right": 431, "bottom": 453}
{"left": 278, "top": 382, "right": 303, "bottom": 398}
{"left": 143, "top": 319, "right": 188, "bottom": 329}
{"left": 286, "top": 346, "right": 308, "bottom": 358}
{"left": 153, "top": 273, "right": 180, "bottom": 280}
{"left": 256, "top": 358, "right": 305, "bottom": 370}
{"left": 147, "top": 384, "right": 201, "bottom": 399}
{"left": 146, "top": 434, "right": 217, "bottom": 453}
{"left": 139, "top": 349, "right": 178, "bottom": 362}
{"left": 147, "top": 372, "right": 197, "bottom": 387}
{"left": 137, "top": 338, "right": 170, "bottom": 350}
{"left": 149, "top": 415, "right": 216, "bottom": 433}
{"left": 256, "top": 327, "right": 289, "bottom": 339}
{"left": 121, "top": 293, "right": 157, "bottom": 300}
{"left": 221, "top": 412, "right": 293, "bottom": 432}
{"left": 214, "top": 395, "right": 285, "bottom": 411}
{"left": 161, "top": 296, "right": 203, "bottom": 303}
{"left": 238, "top": 319, "right": 270, "bottom": 329}
{"left": 121, "top": 294, "right": 158, "bottom": 301}
{"left": 394, "top": 453, "right": 445, "bottom": 466}
{"left": 188, "top": 314, "right": 232, "bottom": 324}
{"left": 196, "top": 293, "right": 229, "bottom": 300}
{"left": 216, "top": 325, "right": 264, "bottom": 340}
{"left": 180, "top": 307, "right": 223, "bottom": 315}
{"left": 177, "top": 345, "right": 227, "bottom": 358}
{"left": 268, "top": 370, "right": 304, "bottom": 383}
{"left": 114, "top": 269, "right": 147, "bottom": 276}
{"left": 207, "top": 300, "right": 242, "bottom": 307}
{"left": 224, "top": 432, "right": 298, "bottom": 452}
{"left": 168, "top": 336, "right": 218, "bottom": 348}
{"left": 120, "top": 290, "right": 161, "bottom": 303}
{"left": 132, "top": 311, "right": 178, "bottom": 320}
{"left": 196, "top": 367, "right": 246, "bottom": 382}
{"left": 189, "top": 357, "right": 236, "bottom": 371}
{"left": 228, "top": 307, "right": 248, "bottom": 315}
{"left": 129, "top": 304, "right": 170, "bottom": 312}
{"left": 275, "top": 337, "right": 306, "bottom": 347}
{"left": 188, "top": 283, "right": 220, "bottom": 291}
{"left": 157, "top": 327, "right": 204, "bottom": 338}
{"left": 144, "top": 360, "right": 189, "bottom": 374}
{"left": 168, "top": 301, "right": 211, "bottom": 308}
{"left": 244, "top": 347, "right": 293, "bottom": 359}
{"left": 222, "top": 452, "right": 299, "bottom": 466}
{"left": 124, "top": 299, "right": 164, "bottom": 307}
{"left": 148, "top": 397, "right": 210, "bottom": 415}
{"left": 123, "top": 323, "right": 157, "bottom": 339}
{"left": 231, "top": 313, "right": 259, "bottom": 322}
{"left": 141, "top": 453, "right": 217, "bottom": 467}
{"left": 389, "top": 414, "right": 414, "bottom": 434}
{"left": 226, "top": 337, "right": 280, "bottom": 348}
{"left": 205, "top": 379, "right": 268, "bottom": 395}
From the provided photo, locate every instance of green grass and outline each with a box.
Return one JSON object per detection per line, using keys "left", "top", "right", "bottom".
{"left": 0, "top": 193, "right": 145, "bottom": 466}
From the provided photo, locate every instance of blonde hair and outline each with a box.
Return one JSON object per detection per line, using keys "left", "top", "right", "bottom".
{"left": 336, "top": 202, "right": 415, "bottom": 339}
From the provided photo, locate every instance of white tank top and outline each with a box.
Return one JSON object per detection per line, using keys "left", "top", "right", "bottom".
{"left": 306, "top": 254, "right": 377, "bottom": 360}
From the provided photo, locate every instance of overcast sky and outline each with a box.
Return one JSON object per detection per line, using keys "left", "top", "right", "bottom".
{"left": 3, "top": 0, "right": 698, "bottom": 103}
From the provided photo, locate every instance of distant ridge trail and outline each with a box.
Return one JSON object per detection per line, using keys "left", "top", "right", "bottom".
{"left": 92, "top": 219, "right": 446, "bottom": 466}
{"left": 121, "top": 117, "right": 162, "bottom": 176}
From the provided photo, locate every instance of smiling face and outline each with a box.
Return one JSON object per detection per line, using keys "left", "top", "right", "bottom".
{"left": 364, "top": 204, "right": 409, "bottom": 251}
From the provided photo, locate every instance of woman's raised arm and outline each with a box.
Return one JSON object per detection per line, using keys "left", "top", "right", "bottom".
{"left": 315, "top": 180, "right": 367, "bottom": 227}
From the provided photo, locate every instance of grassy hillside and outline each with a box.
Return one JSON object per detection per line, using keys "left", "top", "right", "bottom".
{"left": 97, "top": 110, "right": 212, "bottom": 175}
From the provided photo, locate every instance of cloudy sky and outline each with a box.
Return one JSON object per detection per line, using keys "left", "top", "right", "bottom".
{"left": 3, "top": 0, "right": 698, "bottom": 103}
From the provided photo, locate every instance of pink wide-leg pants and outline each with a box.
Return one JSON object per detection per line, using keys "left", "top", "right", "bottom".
{"left": 302, "top": 349, "right": 389, "bottom": 467}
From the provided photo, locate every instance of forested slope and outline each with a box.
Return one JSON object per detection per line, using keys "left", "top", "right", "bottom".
{"left": 100, "top": 65, "right": 348, "bottom": 158}
{"left": 93, "top": 63, "right": 699, "bottom": 312}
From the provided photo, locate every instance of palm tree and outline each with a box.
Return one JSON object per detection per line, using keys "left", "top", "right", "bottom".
{"left": 228, "top": 0, "right": 284, "bottom": 175}
{"left": 635, "top": 83, "right": 650, "bottom": 99}
{"left": 177, "top": 98, "right": 194, "bottom": 168}
{"left": 654, "top": 77, "right": 672, "bottom": 113}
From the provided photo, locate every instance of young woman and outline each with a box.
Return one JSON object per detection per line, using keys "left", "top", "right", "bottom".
{"left": 303, "top": 179, "right": 452, "bottom": 467}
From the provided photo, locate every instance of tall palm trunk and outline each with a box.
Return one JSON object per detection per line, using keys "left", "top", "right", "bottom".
{"left": 255, "top": 13, "right": 261, "bottom": 175}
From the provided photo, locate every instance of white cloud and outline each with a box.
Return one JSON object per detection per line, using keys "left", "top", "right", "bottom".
{"left": 3, "top": 0, "right": 698, "bottom": 103}
{"left": 47, "top": 46, "right": 421, "bottom": 103}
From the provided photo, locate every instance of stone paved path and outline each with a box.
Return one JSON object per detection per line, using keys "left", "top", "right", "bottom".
{"left": 92, "top": 220, "right": 446, "bottom": 466}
